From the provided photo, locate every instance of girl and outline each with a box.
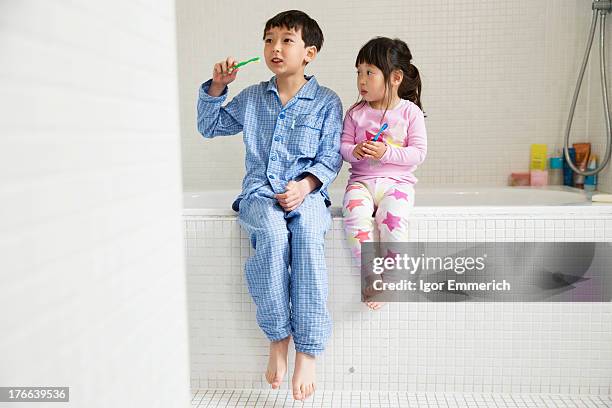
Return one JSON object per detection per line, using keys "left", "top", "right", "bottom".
{"left": 341, "top": 37, "right": 427, "bottom": 310}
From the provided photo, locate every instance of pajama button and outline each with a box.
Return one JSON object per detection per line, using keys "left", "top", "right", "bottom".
{"left": 279, "top": 113, "right": 285, "bottom": 119}
{"left": 271, "top": 154, "right": 277, "bottom": 161}
{"left": 274, "top": 137, "right": 280, "bottom": 141}
{"left": 268, "top": 174, "right": 275, "bottom": 179}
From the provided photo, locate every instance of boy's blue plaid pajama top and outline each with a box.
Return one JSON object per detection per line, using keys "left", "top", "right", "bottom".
{"left": 197, "top": 75, "right": 343, "bottom": 355}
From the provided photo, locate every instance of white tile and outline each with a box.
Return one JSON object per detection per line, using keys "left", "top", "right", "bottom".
{"left": 186, "top": 212, "right": 612, "bottom": 393}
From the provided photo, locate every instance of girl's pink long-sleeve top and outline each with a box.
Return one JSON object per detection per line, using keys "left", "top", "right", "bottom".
{"left": 340, "top": 99, "right": 427, "bottom": 184}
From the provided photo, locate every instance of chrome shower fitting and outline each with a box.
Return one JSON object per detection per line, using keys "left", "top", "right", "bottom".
{"left": 564, "top": 0, "right": 612, "bottom": 176}
{"left": 592, "top": 0, "right": 612, "bottom": 11}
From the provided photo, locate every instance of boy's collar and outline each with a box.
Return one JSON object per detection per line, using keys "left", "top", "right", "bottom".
{"left": 266, "top": 75, "right": 318, "bottom": 100}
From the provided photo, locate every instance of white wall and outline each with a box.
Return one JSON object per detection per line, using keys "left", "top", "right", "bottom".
{"left": 177, "top": 0, "right": 612, "bottom": 193}
{"left": 0, "top": 1, "right": 191, "bottom": 407}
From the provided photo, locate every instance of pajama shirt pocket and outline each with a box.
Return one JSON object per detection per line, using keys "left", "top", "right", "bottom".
{"left": 288, "top": 114, "right": 323, "bottom": 158}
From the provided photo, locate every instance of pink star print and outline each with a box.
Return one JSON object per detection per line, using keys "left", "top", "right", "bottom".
{"left": 354, "top": 230, "right": 371, "bottom": 243}
{"left": 365, "top": 130, "right": 385, "bottom": 143}
{"left": 346, "top": 185, "right": 363, "bottom": 192}
{"left": 346, "top": 199, "right": 364, "bottom": 212}
{"left": 382, "top": 211, "right": 402, "bottom": 232}
{"left": 385, "top": 249, "right": 399, "bottom": 260}
{"left": 389, "top": 189, "right": 409, "bottom": 201}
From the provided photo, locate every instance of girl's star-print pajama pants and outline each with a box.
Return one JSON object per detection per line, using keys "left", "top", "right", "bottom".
{"left": 342, "top": 178, "right": 415, "bottom": 261}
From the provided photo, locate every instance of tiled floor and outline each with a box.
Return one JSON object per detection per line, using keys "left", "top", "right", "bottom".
{"left": 191, "top": 389, "right": 612, "bottom": 407}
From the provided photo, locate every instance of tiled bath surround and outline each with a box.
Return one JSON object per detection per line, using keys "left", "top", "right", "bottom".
{"left": 185, "top": 209, "right": 612, "bottom": 394}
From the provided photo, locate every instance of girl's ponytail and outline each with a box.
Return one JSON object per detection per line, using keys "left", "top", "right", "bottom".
{"left": 398, "top": 63, "right": 422, "bottom": 111}
{"left": 393, "top": 39, "right": 423, "bottom": 111}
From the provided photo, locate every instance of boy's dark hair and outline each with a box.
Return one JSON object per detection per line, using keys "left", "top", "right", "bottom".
{"left": 263, "top": 10, "right": 324, "bottom": 52}
{"left": 349, "top": 37, "right": 423, "bottom": 121}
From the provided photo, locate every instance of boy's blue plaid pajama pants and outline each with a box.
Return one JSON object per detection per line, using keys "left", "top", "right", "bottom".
{"left": 237, "top": 186, "right": 332, "bottom": 356}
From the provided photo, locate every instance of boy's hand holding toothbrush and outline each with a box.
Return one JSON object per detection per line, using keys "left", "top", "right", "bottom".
{"left": 208, "top": 56, "right": 240, "bottom": 96}
{"left": 209, "top": 56, "right": 260, "bottom": 97}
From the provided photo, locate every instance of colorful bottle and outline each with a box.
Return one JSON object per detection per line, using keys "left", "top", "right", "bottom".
{"left": 509, "top": 172, "right": 530, "bottom": 186}
{"left": 573, "top": 143, "right": 591, "bottom": 189}
{"left": 584, "top": 154, "right": 598, "bottom": 192}
{"left": 548, "top": 150, "right": 563, "bottom": 186}
{"left": 530, "top": 144, "right": 548, "bottom": 186}
{"left": 563, "top": 147, "right": 576, "bottom": 186}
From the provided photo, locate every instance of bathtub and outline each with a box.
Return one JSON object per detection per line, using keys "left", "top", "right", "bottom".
{"left": 183, "top": 185, "right": 612, "bottom": 394}
{"left": 183, "top": 185, "right": 604, "bottom": 217}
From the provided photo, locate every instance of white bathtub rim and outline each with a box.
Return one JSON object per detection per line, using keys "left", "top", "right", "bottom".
{"left": 183, "top": 185, "right": 612, "bottom": 217}
{"left": 184, "top": 204, "right": 612, "bottom": 218}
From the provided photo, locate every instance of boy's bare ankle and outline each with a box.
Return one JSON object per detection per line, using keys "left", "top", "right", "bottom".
{"left": 292, "top": 352, "right": 317, "bottom": 401}
{"left": 266, "top": 336, "right": 291, "bottom": 389}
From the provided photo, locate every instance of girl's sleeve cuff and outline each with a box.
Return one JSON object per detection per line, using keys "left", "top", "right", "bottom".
{"left": 380, "top": 144, "right": 392, "bottom": 163}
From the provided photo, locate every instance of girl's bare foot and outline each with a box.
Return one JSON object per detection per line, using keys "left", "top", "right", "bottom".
{"left": 366, "top": 301, "right": 387, "bottom": 310}
{"left": 363, "top": 273, "right": 386, "bottom": 310}
{"left": 266, "top": 336, "right": 290, "bottom": 389}
{"left": 291, "top": 352, "right": 316, "bottom": 400}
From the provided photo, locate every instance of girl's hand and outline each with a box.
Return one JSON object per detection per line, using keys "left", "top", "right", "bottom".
{"left": 211, "top": 56, "right": 239, "bottom": 88}
{"left": 362, "top": 141, "right": 387, "bottom": 160}
{"left": 352, "top": 143, "right": 367, "bottom": 160}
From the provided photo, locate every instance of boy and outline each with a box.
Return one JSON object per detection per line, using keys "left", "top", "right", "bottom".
{"left": 196, "top": 10, "right": 343, "bottom": 401}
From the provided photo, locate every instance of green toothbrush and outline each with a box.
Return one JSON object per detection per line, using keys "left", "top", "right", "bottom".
{"left": 228, "top": 57, "right": 260, "bottom": 72}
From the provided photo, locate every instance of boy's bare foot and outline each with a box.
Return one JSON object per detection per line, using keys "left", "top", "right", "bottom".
{"left": 366, "top": 301, "right": 387, "bottom": 310}
{"left": 266, "top": 336, "right": 290, "bottom": 389}
{"left": 292, "top": 352, "right": 316, "bottom": 400}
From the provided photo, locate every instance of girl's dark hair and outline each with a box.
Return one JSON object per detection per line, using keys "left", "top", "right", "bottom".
{"left": 349, "top": 37, "right": 423, "bottom": 121}
{"left": 263, "top": 10, "right": 324, "bottom": 52}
